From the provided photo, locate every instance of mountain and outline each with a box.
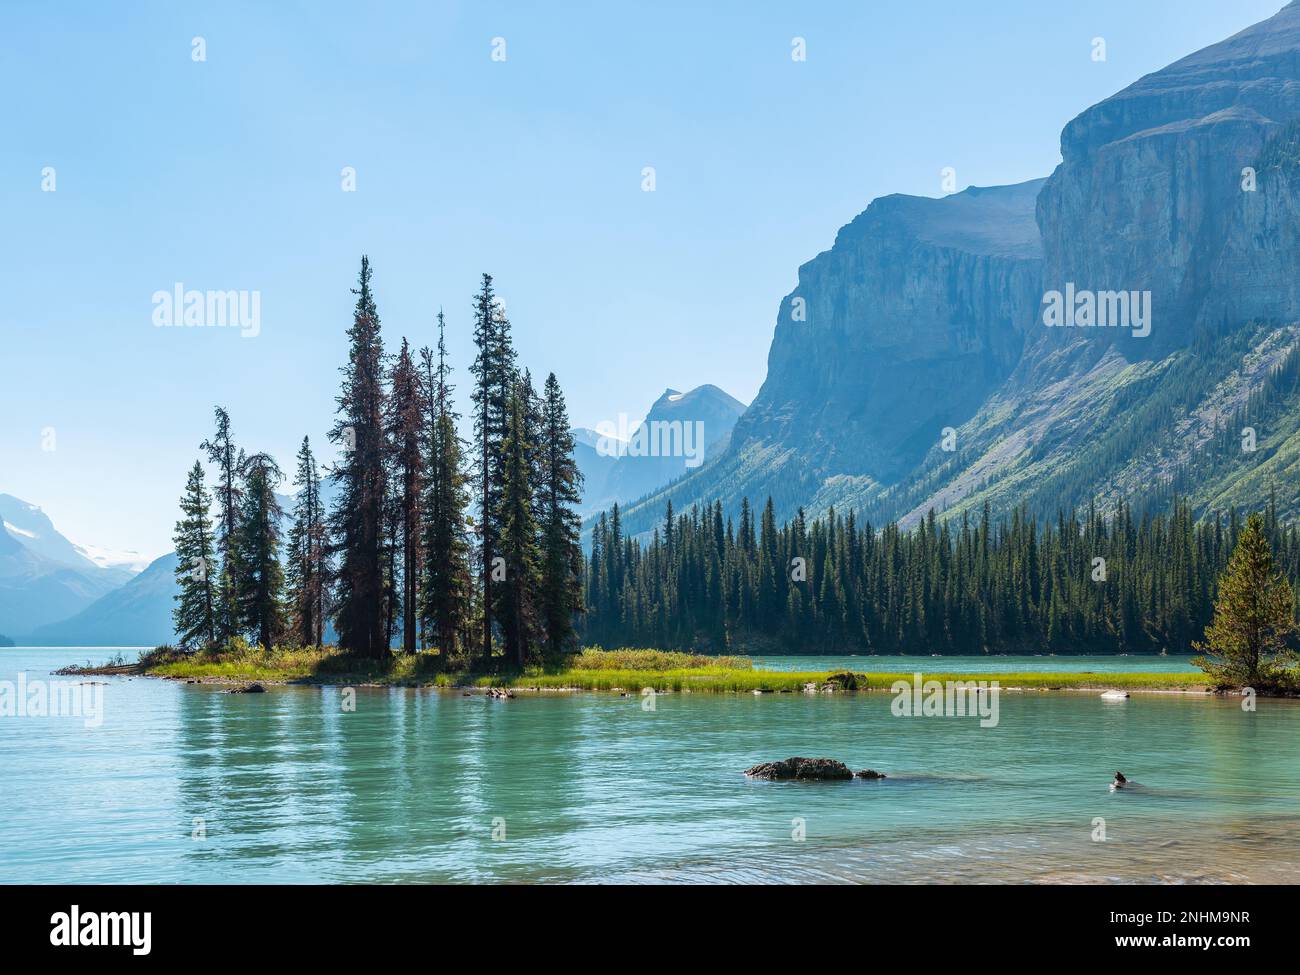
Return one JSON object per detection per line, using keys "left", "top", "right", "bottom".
{"left": 0, "top": 494, "right": 134, "bottom": 584}
{"left": 615, "top": 3, "right": 1300, "bottom": 537}
{"left": 0, "top": 633, "right": 14, "bottom": 647}
{"left": 572, "top": 427, "right": 622, "bottom": 514}
{"left": 26, "top": 552, "right": 179, "bottom": 647}
{"left": 0, "top": 511, "right": 129, "bottom": 638}
{"left": 577, "top": 385, "right": 746, "bottom": 515}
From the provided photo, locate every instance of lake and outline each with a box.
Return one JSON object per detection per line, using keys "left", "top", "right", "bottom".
{"left": 3, "top": 647, "right": 1298, "bottom": 884}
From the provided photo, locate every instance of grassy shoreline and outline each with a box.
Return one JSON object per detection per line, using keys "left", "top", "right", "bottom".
{"left": 103, "top": 645, "right": 1220, "bottom": 694}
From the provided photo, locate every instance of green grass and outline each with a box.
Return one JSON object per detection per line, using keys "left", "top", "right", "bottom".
{"left": 138, "top": 645, "right": 1212, "bottom": 693}
{"left": 511, "top": 669, "right": 1205, "bottom": 693}
{"left": 512, "top": 667, "right": 827, "bottom": 693}
{"left": 564, "top": 648, "right": 753, "bottom": 671}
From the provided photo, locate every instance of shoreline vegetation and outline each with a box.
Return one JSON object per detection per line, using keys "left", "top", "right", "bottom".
{"left": 55, "top": 646, "right": 1228, "bottom": 695}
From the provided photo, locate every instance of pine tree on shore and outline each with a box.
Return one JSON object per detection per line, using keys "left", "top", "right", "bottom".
{"left": 382, "top": 492, "right": 401, "bottom": 649}
{"left": 1194, "top": 512, "right": 1298, "bottom": 688}
{"left": 172, "top": 460, "right": 217, "bottom": 648}
{"left": 497, "top": 385, "right": 541, "bottom": 667}
{"left": 329, "top": 256, "right": 390, "bottom": 658}
{"left": 469, "top": 274, "right": 517, "bottom": 666}
{"left": 286, "top": 437, "right": 327, "bottom": 648}
{"left": 387, "top": 338, "right": 424, "bottom": 653}
{"left": 419, "top": 314, "right": 471, "bottom": 657}
{"left": 537, "top": 373, "right": 584, "bottom": 655}
{"left": 200, "top": 406, "right": 245, "bottom": 644}
{"left": 235, "top": 452, "right": 286, "bottom": 651}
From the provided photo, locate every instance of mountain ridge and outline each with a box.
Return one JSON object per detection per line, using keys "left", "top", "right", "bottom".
{"left": 612, "top": 3, "right": 1300, "bottom": 539}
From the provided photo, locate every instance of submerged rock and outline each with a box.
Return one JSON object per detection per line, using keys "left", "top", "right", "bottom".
{"left": 744, "top": 757, "right": 853, "bottom": 781}
{"left": 228, "top": 682, "right": 266, "bottom": 694}
{"left": 855, "top": 769, "right": 887, "bottom": 780}
{"left": 485, "top": 687, "right": 515, "bottom": 700}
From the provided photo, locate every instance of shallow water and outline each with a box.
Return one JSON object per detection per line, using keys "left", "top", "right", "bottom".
{"left": 2, "top": 648, "right": 1296, "bottom": 884}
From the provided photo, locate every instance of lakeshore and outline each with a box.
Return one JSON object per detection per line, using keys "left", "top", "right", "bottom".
{"left": 68, "top": 645, "right": 1221, "bottom": 695}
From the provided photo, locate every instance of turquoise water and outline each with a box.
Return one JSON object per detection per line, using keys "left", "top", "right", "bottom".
{"left": 3, "top": 647, "right": 1298, "bottom": 884}
{"left": 750, "top": 654, "right": 1200, "bottom": 673}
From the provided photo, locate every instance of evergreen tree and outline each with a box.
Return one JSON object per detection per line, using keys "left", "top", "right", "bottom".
{"left": 419, "top": 313, "right": 471, "bottom": 658}
{"left": 329, "top": 256, "right": 390, "bottom": 657}
{"left": 286, "top": 437, "right": 327, "bottom": 648}
{"left": 387, "top": 337, "right": 424, "bottom": 653}
{"left": 1194, "top": 513, "right": 1298, "bottom": 688}
{"left": 469, "top": 274, "right": 516, "bottom": 666}
{"left": 235, "top": 452, "right": 286, "bottom": 651}
{"left": 497, "top": 385, "right": 541, "bottom": 667}
{"left": 537, "top": 372, "right": 584, "bottom": 656}
{"left": 200, "top": 406, "right": 245, "bottom": 643}
{"left": 172, "top": 460, "right": 217, "bottom": 648}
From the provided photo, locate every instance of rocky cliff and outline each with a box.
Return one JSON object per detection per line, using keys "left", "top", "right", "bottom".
{"left": 734, "top": 179, "right": 1045, "bottom": 485}
{"left": 611, "top": 3, "right": 1300, "bottom": 539}
{"left": 1037, "top": 0, "right": 1300, "bottom": 355}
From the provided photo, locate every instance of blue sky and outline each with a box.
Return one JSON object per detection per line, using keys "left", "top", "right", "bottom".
{"left": 0, "top": 0, "right": 1285, "bottom": 561}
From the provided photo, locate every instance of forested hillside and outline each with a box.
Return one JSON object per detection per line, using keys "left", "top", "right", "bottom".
{"left": 584, "top": 497, "right": 1300, "bottom": 655}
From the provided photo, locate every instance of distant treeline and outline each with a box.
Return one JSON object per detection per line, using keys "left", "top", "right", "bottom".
{"left": 582, "top": 497, "right": 1300, "bottom": 655}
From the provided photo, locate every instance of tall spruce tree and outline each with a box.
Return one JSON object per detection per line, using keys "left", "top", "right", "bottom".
{"left": 537, "top": 372, "right": 584, "bottom": 655}
{"left": 329, "top": 256, "right": 390, "bottom": 657}
{"left": 1194, "top": 512, "right": 1298, "bottom": 688}
{"left": 420, "top": 313, "right": 471, "bottom": 657}
{"left": 497, "top": 385, "right": 541, "bottom": 667}
{"left": 172, "top": 460, "right": 217, "bottom": 648}
{"left": 469, "top": 274, "right": 517, "bottom": 666}
{"left": 200, "top": 406, "right": 245, "bottom": 643}
{"left": 234, "top": 452, "right": 285, "bottom": 651}
{"left": 286, "top": 437, "right": 327, "bottom": 648}
{"left": 387, "top": 337, "right": 424, "bottom": 653}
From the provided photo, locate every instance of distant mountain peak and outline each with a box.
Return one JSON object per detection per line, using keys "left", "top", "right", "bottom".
{"left": 0, "top": 494, "right": 101, "bottom": 573}
{"left": 645, "top": 384, "right": 747, "bottom": 422}
{"left": 573, "top": 383, "right": 748, "bottom": 517}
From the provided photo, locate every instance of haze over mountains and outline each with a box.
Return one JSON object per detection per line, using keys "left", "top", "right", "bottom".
{"left": 573, "top": 384, "right": 747, "bottom": 515}
{"left": 9, "top": 6, "right": 1300, "bottom": 646}
{"left": 0, "top": 494, "right": 142, "bottom": 641}
{"left": 617, "top": 2, "right": 1300, "bottom": 540}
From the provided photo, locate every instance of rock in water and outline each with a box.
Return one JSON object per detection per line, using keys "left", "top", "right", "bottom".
{"left": 744, "top": 757, "right": 853, "bottom": 781}
{"left": 228, "top": 682, "right": 266, "bottom": 694}
{"left": 856, "top": 769, "right": 887, "bottom": 780}
{"left": 822, "top": 671, "right": 860, "bottom": 690}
